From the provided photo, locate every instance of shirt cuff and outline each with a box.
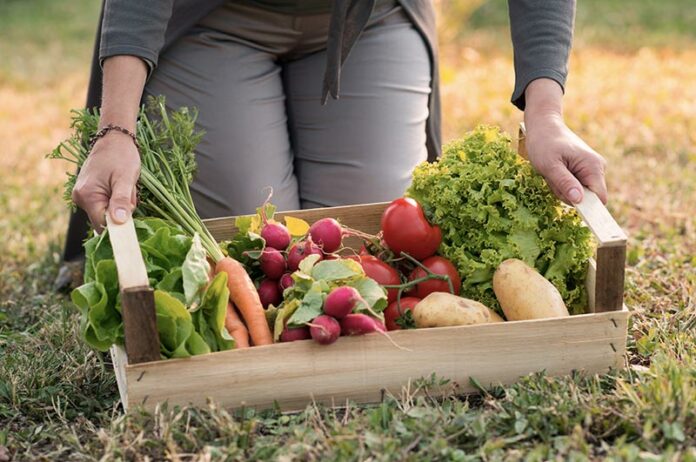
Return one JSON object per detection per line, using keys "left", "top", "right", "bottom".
{"left": 511, "top": 69, "right": 566, "bottom": 111}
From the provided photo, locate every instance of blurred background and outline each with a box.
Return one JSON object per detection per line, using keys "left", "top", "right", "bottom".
{"left": 1, "top": 1, "right": 694, "bottom": 458}
{"left": 1, "top": 0, "right": 694, "bottom": 271}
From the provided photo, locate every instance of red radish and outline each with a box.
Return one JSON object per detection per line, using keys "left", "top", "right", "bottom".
{"left": 279, "top": 272, "right": 294, "bottom": 290}
{"left": 261, "top": 222, "right": 291, "bottom": 251}
{"left": 260, "top": 248, "right": 286, "bottom": 279}
{"left": 257, "top": 279, "right": 281, "bottom": 308}
{"left": 309, "top": 315, "right": 341, "bottom": 345}
{"left": 340, "top": 313, "right": 386, "bottom": 336}
{"left": 287, "top": 239, "right": 323, "bottom": 271}
{"left": 309, "top": 218, "right": 343, "bottom": 253}
{"left": 323, "top": 286, "right": 362, "bottom": 319}
{"left": 280, "top": 325, "right": 311, "bottom": 342}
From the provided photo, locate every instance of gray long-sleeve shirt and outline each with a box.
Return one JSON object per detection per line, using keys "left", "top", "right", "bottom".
{"left": 94, "top": 0, "right": 576, "bottom": 159}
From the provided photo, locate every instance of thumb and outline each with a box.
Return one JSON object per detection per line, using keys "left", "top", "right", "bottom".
{"left": 574, "top": 169, "right": 608, "bottom": 205}
{"left": 546, "top": 163, "right": 584, "bottom": 205}
{"left": 108, "top": 177, "right": 136, "bottom": 224}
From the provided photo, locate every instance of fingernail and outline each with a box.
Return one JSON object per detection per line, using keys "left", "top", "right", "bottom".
{"left": 114, "top": 208, "right": 128, "bottom": 222}
{"left": 568, "top": 188, "right": 582, "bottom": 204}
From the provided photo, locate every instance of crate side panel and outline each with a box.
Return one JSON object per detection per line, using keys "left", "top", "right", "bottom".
{"left": 110, "top": 345, "right": 130, "bottom": 410}
{"left": 125, "top": 312, "right": 626, "bottom": 412}
{"left": 204, "top": 202, "right": 388, "bottom": 241}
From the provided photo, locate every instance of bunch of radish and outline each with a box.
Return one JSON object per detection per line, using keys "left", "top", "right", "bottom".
{"left": 257, "top": 217, "right": 345, "bottom": 308}
{"left": 280, "top": 286, "right": 386, "bottom": 345}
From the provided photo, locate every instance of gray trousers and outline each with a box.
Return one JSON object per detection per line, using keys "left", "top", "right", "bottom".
{"left": 144, "top": 0, "right": 431, "bottom": 218}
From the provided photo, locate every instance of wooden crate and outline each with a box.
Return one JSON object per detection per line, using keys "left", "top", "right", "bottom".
{"left": 108, "top": 131, "right": 629, "bottom": 412}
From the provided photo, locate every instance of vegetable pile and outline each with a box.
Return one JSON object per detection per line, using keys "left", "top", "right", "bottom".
{"left": 52, "top": 97, "right": 273, "bottom": 352}
{"left": 407, "top": 126, "right": 593, "bottom": 315}
{"left": 52, "top": 100, "right": 596, "bottom": 361}
{"left": 222, "top": 202, "right": 390, "bottom": 345}
{"left": 72, "top": 218, "right": 233, "bottom": 357}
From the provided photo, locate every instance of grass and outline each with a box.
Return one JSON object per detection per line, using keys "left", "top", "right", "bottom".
{"left": 1, "top": 0, "right": 695, "bottom": 460}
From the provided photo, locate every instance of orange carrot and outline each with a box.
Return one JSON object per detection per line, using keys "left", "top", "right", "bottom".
{"left": 215, "top": 256, "right": 273, "bottom": 346}
{"left": 225, "top": 302, "right": 250, "bottom": 349}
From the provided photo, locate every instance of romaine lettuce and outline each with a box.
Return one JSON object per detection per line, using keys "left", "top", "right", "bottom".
{"left": 73, "top": 218, "right": 234, "bottom": 357}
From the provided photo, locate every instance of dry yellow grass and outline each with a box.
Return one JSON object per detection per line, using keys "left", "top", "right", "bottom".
{"left": 0, "top": 74, "right": 87, "bottom": 264}
{"left": 441, "top": 47, "right": 696, "bottom": 230}
{"left": 3, "top": 47, "right": 695, "bottom": 272}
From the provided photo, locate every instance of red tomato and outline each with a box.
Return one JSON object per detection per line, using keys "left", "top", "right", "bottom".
{"left": 408, "top": 256, "right": 461, "bottom": 299}
{"left": 357, "top": 255, "right": 401, "bottom": 304}
{"left": 381, "top": 198, "right": 442, "bottom": 261}
{"left": 384, "top": 297, "right": 420, "bottom": 331}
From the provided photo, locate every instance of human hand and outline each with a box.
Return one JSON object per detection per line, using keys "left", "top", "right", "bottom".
{"left": 71, "top": 133, "right": 140, "bottom": 230}
{"left": 524, "top": 113, "right": 607, "bottom": 205}
{"left": 524, "top": 79, "right": 608, "bottom": 205}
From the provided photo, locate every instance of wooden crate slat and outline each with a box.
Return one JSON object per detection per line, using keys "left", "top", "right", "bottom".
{"left": 122, "top": 311, "right": 627, "bottom": 412}
{"left": 595, "top": 245, "right": 627, "bottom": 312}
{"left": 574, "top": 189, "right": 628, "bottom": 248}
{"left": 204, "top": 202, "right": 388, "bottom": 241}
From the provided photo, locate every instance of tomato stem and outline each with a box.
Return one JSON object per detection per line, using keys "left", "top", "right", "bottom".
{"left": 384, "top": 252, "right": 456, "bottom": 296}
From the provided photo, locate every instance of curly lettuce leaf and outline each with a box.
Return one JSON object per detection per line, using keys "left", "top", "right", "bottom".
{"left": 407, "top": 126, "right": 593, "bottom": 315}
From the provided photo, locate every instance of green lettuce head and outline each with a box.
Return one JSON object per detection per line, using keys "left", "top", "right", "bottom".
{"left": 407, "top": 126, "right": 593, "bottom": 315}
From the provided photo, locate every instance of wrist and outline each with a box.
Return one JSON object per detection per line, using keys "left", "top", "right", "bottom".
{"left": 524, "top": 78, "right": 564, "bottom": 122}
{"left": 98, "top": 115, "right": 137, "bottom": 133}
{"left": 100, "top": 56, "right": 147, "bottom": 133}
{"left": 90, "top": 124, "right": 139, "bottom": 149}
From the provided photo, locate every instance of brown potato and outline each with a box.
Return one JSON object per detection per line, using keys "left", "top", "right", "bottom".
{"left": 488, "top": 309, "right": 506, "bottom": 322}
{"left": 492, "top": 259, "right": 569, "bottom": 321}
{"left": 413, "top": 292, "right": 494, "bottom": 328}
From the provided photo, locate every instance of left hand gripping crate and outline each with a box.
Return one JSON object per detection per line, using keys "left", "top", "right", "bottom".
{"left": 108, "top": 132, "right": 629, "bottom": 412}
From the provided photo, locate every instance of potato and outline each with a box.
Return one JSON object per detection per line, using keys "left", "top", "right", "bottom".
{"left": 488, "top": 309, "right": 506, "bottom": 323}
{"left": 492, "top": 259, "right": 569, "bottom": 321}
{"left": 413, "top": 292, "right": 494, "bottom": 328}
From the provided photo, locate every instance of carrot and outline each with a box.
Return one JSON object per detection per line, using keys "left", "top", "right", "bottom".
{"left": 225, "top": 302, "right": 250, "bottom": 349}
{"left": 215, "top": 256, "right": 273, "bottom": 346}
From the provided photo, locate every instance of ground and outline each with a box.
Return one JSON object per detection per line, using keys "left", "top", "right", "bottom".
{"left": 1, "top": 1, "right": 694, "bottom": 460}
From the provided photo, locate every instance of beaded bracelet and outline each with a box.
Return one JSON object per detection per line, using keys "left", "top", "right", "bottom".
{"left": 89, "top": 124, "right": 139, "bottom": 149}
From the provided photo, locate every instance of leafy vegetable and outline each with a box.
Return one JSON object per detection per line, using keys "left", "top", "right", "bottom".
{"left": 51, "top": 98, "right": 272, "bottom": 349}
{"left": 154, "top": 290, "right": 210, "bottom": 358}
{"left": 191, "top": 272, "right": 235, "bottom": 352}
{"left": 182, "top": 234, "right": 210, "bottom": 307}
{"left": 407, "top": 126, "right": 593, "bottom": 314}
{"left": 72, "top": 218, "right": 234, "bottom": 357}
